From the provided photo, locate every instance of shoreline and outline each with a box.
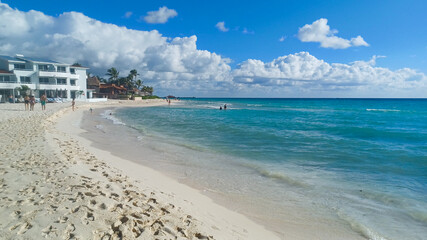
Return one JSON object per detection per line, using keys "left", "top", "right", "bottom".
{"left": 77, "top": 102, "right": 367, "bottom": 240}
{"left": 0, "top": 100, "right": 279, "bottom": 239}
{"left": 57, "top": 100, "right": 281, "bottom": 239}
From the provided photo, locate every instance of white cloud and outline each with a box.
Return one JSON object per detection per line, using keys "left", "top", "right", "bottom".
{"left": 351, "top": 35, "right": 369, "bottom": 47}
{"left": 215, "top": 21, "right": 229, "bottom": 32}
{"left": 233, "top": 52, "right": 427, "bottom": 95}
{"left": 0, "top": 3, "right": 425, "bottom": 97}
{"left": 143, "top": 6, "right": 177, "bottom": 24}
{"left": 124, "top": 11, "right": 132, "bottom": 18}
{"left": 279, "top": 36, "right": 286, "bottom": 42}
{"left": 298, "top": 18, "right": 369, "bottom": 49}
{"left": 0, "top": 2, "right": 230, "bottom": 95}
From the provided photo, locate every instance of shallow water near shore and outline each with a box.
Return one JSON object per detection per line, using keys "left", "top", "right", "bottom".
{"left": 82, "top": 98, "right": 427, "bottom": 240}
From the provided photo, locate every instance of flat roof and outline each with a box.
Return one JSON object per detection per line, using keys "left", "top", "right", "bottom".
{"left": 17, "top": 56, "right": 65, "bottom": 65}
{"left": 0, "top": 55, "right": 26, "bottom": 63}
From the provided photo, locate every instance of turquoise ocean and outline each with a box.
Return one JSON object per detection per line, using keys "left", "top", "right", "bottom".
{"left": 111, "top": 98, "right": 427, "bottom": 239}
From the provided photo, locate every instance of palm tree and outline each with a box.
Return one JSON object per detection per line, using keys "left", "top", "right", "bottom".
{"left": 129, "top": 69, "right": 139, "bottom": 82}
{"left": 118, "top": 77, "right": 129, "bottom": 87}
{"left": 135, "top": 79, "right": 143, "bottom": 90}
{"left": 15, "top": 85, "right": 31, "bottom": 97}
{"left": 126, "top": 69, "right": 139, "bottom": 89}
{"left": 106, "top": 67, "right": 119, "bottom": 83}
{"left": 142, "top": 86, "right": 153, "bottom": 96}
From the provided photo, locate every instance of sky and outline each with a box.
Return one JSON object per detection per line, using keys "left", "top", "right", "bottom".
{"left": 0, "top": 0, "right": 426, "bottom": 97}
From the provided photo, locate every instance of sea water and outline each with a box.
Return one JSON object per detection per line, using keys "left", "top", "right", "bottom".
{"left": 112, "top": 99, "right": 426, "bottom": 239}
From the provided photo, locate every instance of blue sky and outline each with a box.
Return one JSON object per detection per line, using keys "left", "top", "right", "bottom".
{"left": 1, "top": 0, "right": 426, "bottom": 97}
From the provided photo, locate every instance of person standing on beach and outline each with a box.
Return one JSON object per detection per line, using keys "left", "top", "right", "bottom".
{"left": 29, "top": 96, "right": 35, "bottom": 111}
{"left": 71, "top": 98, "right": 75, "bottom": 111}
{"left": 40, "top": 94, "right": 47, "bottom": 110}
{"left": 24, "top": 95, "right": 29, "bottom": 111}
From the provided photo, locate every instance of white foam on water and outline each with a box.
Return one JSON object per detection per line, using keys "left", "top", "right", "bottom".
{"left": 100, "top": 110, "right": 126, "bottom": 125}
{"left": 366, "top": 109, "right": 401, "bottom": 112}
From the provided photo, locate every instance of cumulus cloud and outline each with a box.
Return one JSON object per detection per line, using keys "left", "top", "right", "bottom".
{"left": 232, "top": 52, "right": 427, "bottom": 95}
{"left": 0, "top": 2, "right": 231, "bottom": 96}
{"left": 298, "top": 18, "right": 369, "bottom": 49}
{"left": 279, "top": 36, "right": 286, "bottom": 42}
{"left": 215, "top": 21, "right": 229, "bottom": 32}
{"left": 0, "top": 3, "right": 425, "bottom": 97}
{"left": 143, "top": 6, "right": 177, "bottom": 24}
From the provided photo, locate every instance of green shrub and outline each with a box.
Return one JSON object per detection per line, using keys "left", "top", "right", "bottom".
{"left": 141, "top": 95, "right": 160, "bottom": 99}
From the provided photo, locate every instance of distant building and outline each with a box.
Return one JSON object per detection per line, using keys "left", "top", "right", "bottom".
{"left": 99, "top": 83, "right": 127, "bottom": 99}
{"left": 0, "top": 54, "right": 89, "bottom": 103}
{"left": 86, "top": 75, "right": 100, "bottom": 98}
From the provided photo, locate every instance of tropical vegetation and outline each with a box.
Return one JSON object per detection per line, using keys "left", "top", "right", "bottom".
{"left": 99, "top": 67, "right": 155, "bottom": 97}
{"left": 15, "top": 85, "right": 31, "bottom": 97}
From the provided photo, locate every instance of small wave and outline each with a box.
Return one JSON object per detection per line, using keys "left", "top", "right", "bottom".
{"left": 241, "top": 163, "right": 309, "bottom": 188}
{"left": 366, "top": 109, "right": 400, "bottom": 112}
{"left": 337, "top": 211, "right": 389, "bottom": 240}
{"left": 247, "top": 104, "right": 262, "bottom": 107}
{"left": 408, "top": 210, "right": 427, "bottom": 224}
{"left": 101, "top": 110, "right": 126, "bottom": 125}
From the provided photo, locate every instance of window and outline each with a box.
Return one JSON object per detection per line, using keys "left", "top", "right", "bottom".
{"left": 20, "top": 76, "right": 31, "bottom": 83}
{"left": 14, "top": 64, "right": 26, "bottom": 69}
{"left": 39, "top": 65, "right": 48, "bottom": 71}
{"left": 57, "top": 66, "right": 66, "bottom": 72}
{"left": 70, "top": 79, "right": 76, "bottom": 86}
{"left": 70, "top": 68, "right": 76, "bottom": 74}
{"left": 57, "top": 78, "right": 67, "bottom": 85}
{"left": 0, "top": 75, "right": 11, "bottom": 82}
{"left": 39, "top": 78, "right": 49, "bottom": 84}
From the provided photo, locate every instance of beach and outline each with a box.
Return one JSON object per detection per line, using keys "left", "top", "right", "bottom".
{"left": 0, "top": 100, "right": 278, "bottom": 240}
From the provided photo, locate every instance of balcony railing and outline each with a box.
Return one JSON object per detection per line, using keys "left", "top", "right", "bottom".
{"left": 39, "top": 82, "right": 57, "bottom": 85}
{"left": 0, "top": 80, "right": 18, "bottom": 83}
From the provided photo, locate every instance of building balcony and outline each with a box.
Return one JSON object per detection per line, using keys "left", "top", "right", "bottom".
{"left": 0, "top": 80, "right": 18, "bottom": 83}
{"left": 13, "top": 69, "right": 34, "bottom": 72}
{"left": 0, "top": 81, "right": 34, "bottom": 89}
{"left": 38, "top": 71, "right": 71, "bottom": 78}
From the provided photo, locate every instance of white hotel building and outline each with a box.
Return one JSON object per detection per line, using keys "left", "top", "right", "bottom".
{"left": 0, "top": 54, "right": 89, "bottom": 103}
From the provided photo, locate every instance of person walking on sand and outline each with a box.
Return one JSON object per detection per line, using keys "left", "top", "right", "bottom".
{"left": 29, "top": 96, "right": 35, "bottom": 111}
{"left": 24, "top": 95, "right": 30, "bottom": 111}
{"left": 71, "top": 98, "right": 75, "bottom": 111}
{"left": 40, "top": 94, "right": 47, "bottom": 110}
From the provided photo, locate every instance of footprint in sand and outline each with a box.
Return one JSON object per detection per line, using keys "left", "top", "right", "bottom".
{"left": 17, "top": 222, "right": 32, "bottom": 235}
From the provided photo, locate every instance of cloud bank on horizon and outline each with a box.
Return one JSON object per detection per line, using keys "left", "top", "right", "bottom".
{"left": 0, "top": 3, "right": 425, "bottom": 97}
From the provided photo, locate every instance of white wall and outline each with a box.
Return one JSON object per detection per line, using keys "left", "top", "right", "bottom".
{"left": 74, "top": 67, "right": 88, "bottom": 100}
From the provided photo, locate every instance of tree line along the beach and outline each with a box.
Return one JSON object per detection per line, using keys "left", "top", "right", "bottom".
{"left": 94, "top": 67, "right": 154, "bottom": 96}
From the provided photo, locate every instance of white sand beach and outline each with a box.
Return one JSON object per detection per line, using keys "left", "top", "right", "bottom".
{"left": 0, "top": 100, "right": 279, "bottom": 240}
